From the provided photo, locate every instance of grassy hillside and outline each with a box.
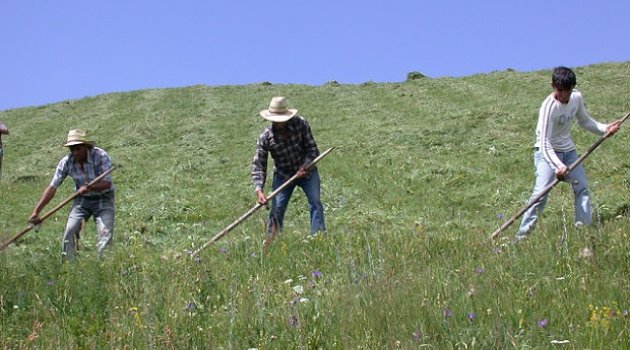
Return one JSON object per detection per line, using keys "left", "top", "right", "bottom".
{"left": 1, "top": 62, "right": 630, "bottom": 348}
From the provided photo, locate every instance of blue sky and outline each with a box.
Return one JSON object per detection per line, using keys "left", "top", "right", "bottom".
{"left": 1, "top": 0, "right": 629, "bottom": 110}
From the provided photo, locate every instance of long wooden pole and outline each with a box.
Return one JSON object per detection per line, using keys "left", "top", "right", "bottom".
{"left": 0, "top": 166, "right": 116, "bottom": 251}
{"left": 192, "top": 147, "right": 334, "bottom": 256}
{"left": 490, "top": 112, "right": 630, "bottom": 239}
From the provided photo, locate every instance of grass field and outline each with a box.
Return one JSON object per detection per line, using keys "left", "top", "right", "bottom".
{"left": 1, "top": 62, "right": 630, "bottom": 348}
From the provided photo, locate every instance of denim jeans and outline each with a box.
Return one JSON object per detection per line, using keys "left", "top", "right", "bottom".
{"left": 268, "top": 169, "right": 326, "bottom": 235}
{"left": 0, "top": 147, "right": 4, "bottom": 178}
{"left": 62, "top": 192, "right": 115, "bottom": 260}
{"left": 516, "top": 150, "right": 590, "bottom": 239}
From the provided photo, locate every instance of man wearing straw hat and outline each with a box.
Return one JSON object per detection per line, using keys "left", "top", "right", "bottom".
{"left": 252, "top": 96, "right": 326, "bottom": 236}
{"left": 29, "top": 129, "right": 115, "bottom": 260}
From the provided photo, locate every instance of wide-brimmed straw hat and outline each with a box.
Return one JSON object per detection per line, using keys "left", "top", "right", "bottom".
{"left": 63, "top": 129, "right": 96, "bottom": 147}
{"left": 259, "top": 96, "right": 298, "bottom": 122}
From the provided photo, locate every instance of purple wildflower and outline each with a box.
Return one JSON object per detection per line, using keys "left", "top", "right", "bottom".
{"left": 289, "top": 315, "right": 299, "bottom": 327}
{"left": 623, "top": 310, "right": 629, "bottom": 318}
{"left": 537, "top": 319, "right": 548, "bottom": 328}
{"left": 443, "top": 308, "right": 452, "bottom": 318}
{"left": 218, "top": 247, "right": 227, "bottom": 254}
{"left": 496, "top": 213, "right": 504, "bottom": 220}
{"left": 412, "top": 330, "right": 422, "bottom": 342}
{"left": 311, "top": 270, "right": 322, "bottom": 278}
{"left": 185, "top": 302, "right": 197, "bottom": 312}
{"left": 475, "top": 267, "right": 485, "bottom": 274}
{"left": 47, "top": 280, "right": 55, "bottom": 287}
{"left": 468, "top": 312, "right": 476, "bottom": 321}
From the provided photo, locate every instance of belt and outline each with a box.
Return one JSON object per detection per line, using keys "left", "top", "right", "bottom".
{"left": 80, "top": 191, "right": 114, "bottom": 199}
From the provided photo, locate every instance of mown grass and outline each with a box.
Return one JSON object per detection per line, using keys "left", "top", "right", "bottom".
{"left": 1, "top": 62, "right": 630, "bottom": 348}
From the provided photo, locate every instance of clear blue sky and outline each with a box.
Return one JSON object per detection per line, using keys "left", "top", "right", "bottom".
{"left": 2, "top": 0, "right": 629, "bottom": 110}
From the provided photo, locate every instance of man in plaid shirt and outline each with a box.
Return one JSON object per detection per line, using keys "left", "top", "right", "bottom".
{"left": 29, "top": 129, "right": 114, "bottom": 260}
{"left": 0, "top": 121, "right": 9, "bottom": 178}
{"left": 252, "top": 96, "right": 326, "bottom": 236}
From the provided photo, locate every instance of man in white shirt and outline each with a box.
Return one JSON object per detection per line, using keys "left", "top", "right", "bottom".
{"left": 515, "top": 66, "right": 620, "bottom": 241}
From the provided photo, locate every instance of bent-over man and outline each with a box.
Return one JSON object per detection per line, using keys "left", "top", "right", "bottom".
{"left": 30, "top": 129, "right": 115, "bottom": 260}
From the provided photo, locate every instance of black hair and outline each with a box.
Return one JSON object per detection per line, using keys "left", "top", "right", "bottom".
{"left": 552, "top": 66, "right": 576, "bottom": 90}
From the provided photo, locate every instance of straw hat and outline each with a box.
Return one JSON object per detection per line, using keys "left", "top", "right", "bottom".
{"left": 63, "top": 129, "right": 95, "bottom": 147}
{"left": 259, "top": 96, "right": 298, "bottom": 122}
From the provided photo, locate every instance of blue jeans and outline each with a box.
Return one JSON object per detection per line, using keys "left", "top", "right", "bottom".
{"left": 517, "top": 150, "right": 590, "bottom": 239}
{"left": 0, "top": 147, "right": 4, "bottom": 177}
{"left": 268, "top": 169, "right": 326, "bottom": 235}
{"left": 62, "top": 192, "right": 115, "bottom": 260}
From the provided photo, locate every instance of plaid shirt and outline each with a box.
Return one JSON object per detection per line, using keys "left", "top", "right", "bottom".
{"left": 252, "top": 116, "right": 319, "bottom": 191}
{"left": 0, "top": 122, "right": 7, "bottom": 147}
{"left": 50, "top": 146, "right": 114, "bottom": 196}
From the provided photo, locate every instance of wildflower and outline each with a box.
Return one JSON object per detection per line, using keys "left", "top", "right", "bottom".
{"left": 292, "top": 285, "right": 304, "bottom": 294}
{"left": 468, "top": 312, "right": 476, "bottom": 321}
{"left": 185, "top": 302, "right": 197, "bottom": 312}
{"left": 537, "top": 319, "right": 548, "bottom": 328}
{"left": 474, "top": 267, "right": 485, "bottom": 274}
{"left": 299, "top": 298, "right": 309, "bottom": 303}
{"left": 623, "top": 310, "right": 629, "bottom": 317}
{"left": 496, "top": 213, "right": 504, "bottom": 220}
{"left": 218, "top": 247, "right": 227, "bottom": 254}
{"left": 443, "top": 308, "right": 452, "bottom": 318}
{"left": 47, "top": 280, "right": 54, "bottom": 287}
{"left": 251, "top": 252, "right": 257, "bottom": 258}
{"left": 289, "top": 315, "right": 299, "bottom": 327}
{"left": 412, "top": 330, "right": 422, "bottom": 342}
{"left": 194, "top": 255, "right": 202, "bottom": 264}
{"left": 311, "top": 270, "right": 322, "bottom": 278}
{"left": 579, "top": 247, "right": 594, "bottom": 258}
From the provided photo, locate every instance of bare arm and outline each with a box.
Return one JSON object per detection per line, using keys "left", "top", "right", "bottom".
{"left": 29, "top": 186, "right": 57, "bottom": 223}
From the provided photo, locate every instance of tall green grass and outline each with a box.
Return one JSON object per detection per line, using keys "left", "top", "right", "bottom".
{"left": 1, "top": 62, "right": 630, "bottom": 348}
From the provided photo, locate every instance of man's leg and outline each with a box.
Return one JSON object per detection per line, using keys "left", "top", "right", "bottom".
{"left": 299, "top": 169, "right": 326, "bottom": 234}
{"left": 0, "top": 148, "right": 4, "bottom": 179}
{"left": 564, "top": 151, "right": 591, "bottom": 226}
{"left": 62, "top": 203, "right": 90, "bottom": 261}
{"left": 516, "top": 151, "right": 555, "bottom": 240}
{"left": 268, "top": 173, "right": 296, "bottom": 236}
{"left": 94, "top": 193, "right": 115, "bottom": 254}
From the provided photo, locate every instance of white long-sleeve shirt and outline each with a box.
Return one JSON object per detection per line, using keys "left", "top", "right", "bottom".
{"left": 534, "top": 90, "right": 607, "bottom": 171}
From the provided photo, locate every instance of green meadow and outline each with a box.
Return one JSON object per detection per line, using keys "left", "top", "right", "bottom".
{"left": 1, "top": 62, "right": 630, "bottom": 349}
